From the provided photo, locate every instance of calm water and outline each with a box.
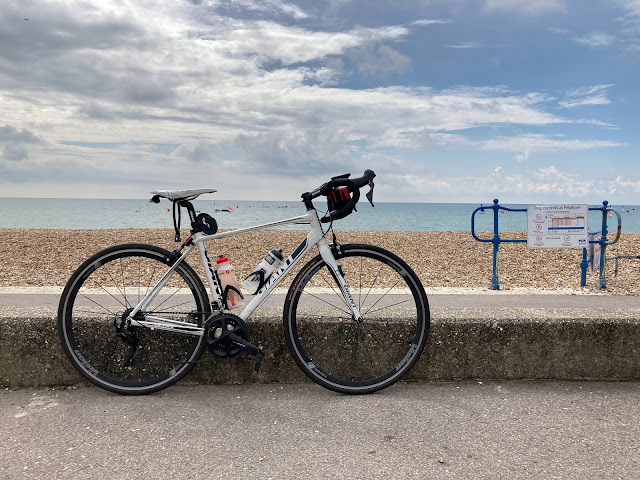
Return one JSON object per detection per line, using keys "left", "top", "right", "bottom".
{"left": 1, "top": 198, "right": 638, "bottom": 233}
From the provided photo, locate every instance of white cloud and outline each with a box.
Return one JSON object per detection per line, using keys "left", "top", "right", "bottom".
{"left": 476, "top": 134, "right": 626, "bottom": 153}
{"left": 189, "top": 0, "right": 310, "bottom": 20}
{"left": 614, "top": 175, "right": 640, "bottom": 192}
{"left": 483, "top": 0, "right": 566, "bottom": 15}
{"left": 201, "top": 22, "right": 410, "bottom": 65}
{"left": 0, "top": 0, "right": 632, "bottom": 202}
{"left": 234, "top": 128, "right": 358, "bottom": 174}
{"left": 3, "top": 144, "right": 28, "bottom": 161}
{"left": 347, "top": 44, "right": 411, "bottom": 76}
{"left": 566, "top": 85, "right": 616, "bottom": 97}
{"left": 411, "top": 19, "right": 452, "bottom": 26}
{"left": 365, "top": 161, "right": 628, "bottom": 203}
{"left": 573, "top": 32, "right": 616, "bottom": 47}
{"left": 575, "top": 119, "right": 616, "bottom": 127}
{"left": 559, "top": 95, "right": 611, "bottom": 108}
{"left": 445, "top": 42, "right": 482, "bottom": 49}
{"left": 614, "top": 1, "right": 640, "bottom": 53}
{"left": 0, "top": 125, "right": 45, "bottom": 144}
{"left": 559, "top": 84, "right": 614, "bottom": 109}
{"left": 467, "top": 164, "right": 609, "bottom": 201}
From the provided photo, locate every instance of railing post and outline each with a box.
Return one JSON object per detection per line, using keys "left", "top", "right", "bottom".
{"left": 491, "top": 198, "right": 500, "bottom": 290}
{"left": 597, "top": 200, "right": 609, "bottom": 289}
{"left": 580, "top": 248, "right": 588, "bottom": 287}
{"left": 471, "top": 199, "right": 526, "bottom": 290}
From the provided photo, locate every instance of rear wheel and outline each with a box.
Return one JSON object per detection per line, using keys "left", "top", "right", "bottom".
{"left": 58, "top": 243, "right": 210, "bottom": 395}
{"left": 283, "top": 244, "right": 429, "bottom": 394}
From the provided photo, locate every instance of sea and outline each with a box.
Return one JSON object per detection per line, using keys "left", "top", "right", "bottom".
{"left": 1, "top": 198, "right": 639, "bottom": 233}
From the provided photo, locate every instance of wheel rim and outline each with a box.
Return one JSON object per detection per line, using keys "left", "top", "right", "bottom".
{"left": 287, "top": 247, "right": 427, "bottom": 391}
{"left": 61, "top": 247, "right": 207, "bottom": 391}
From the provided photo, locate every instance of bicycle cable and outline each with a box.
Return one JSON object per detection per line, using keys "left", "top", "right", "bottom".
{"left": 172, "top": 201, "right": 182, "bottom": 242}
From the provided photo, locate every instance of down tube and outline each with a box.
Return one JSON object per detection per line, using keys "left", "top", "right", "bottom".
{"left": 238, "top": 229, "right": 323, "bottom": 321}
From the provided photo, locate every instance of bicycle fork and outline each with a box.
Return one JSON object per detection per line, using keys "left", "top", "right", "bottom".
{"left": 317, "top": 239, "right": 363, "bottom": 323}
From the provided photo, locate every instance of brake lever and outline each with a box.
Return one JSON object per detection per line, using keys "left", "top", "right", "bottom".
{"left": 365, "top": 181, "right": 375, "bottom": 207}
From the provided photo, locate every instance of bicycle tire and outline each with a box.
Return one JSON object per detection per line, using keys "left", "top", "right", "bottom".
{"left": 283, "top": 244, "right": 429, "bottom": 394}
{"left": 58, "top": 243, "right": 210, "bottom": 395}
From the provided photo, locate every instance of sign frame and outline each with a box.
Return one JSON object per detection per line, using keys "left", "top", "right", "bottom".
{"left": 527, "top": 204, "right": 589, "bottom": 249}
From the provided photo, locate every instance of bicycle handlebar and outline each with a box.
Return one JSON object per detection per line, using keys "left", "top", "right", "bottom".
{"left": 304, "top": 169, "right": 376, "bottom": 223}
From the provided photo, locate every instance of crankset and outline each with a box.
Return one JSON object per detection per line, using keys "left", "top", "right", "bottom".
{"left": 204, "top": 314, "right": 264, "bottom": 371}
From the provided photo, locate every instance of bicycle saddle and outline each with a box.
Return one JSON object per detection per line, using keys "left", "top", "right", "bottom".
{"left": 150, "top": 188, "right": 217, "bottom": 202}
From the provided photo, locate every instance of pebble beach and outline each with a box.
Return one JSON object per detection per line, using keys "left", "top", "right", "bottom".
{"left": 2, "top": 229, "right": 639, "bottom": 295}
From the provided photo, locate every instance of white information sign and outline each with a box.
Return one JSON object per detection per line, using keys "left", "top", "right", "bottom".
{"left": 589, "top": 231, "right": 602, "bottom": 271}
{"left": 527, "top": 204, "right": 589, "bottom": 249}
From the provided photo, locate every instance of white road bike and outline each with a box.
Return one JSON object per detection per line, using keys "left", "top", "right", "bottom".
{"left": 58, "top": 170, "right": 430, "bottom": 395}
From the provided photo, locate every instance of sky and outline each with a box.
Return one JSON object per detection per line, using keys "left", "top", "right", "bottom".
{"left": 1, "top": 0, "right": 639, "bottom": 204}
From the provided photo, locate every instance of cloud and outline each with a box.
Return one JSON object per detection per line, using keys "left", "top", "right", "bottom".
{"left": 199, "top": 22, "right": 410, "bottom": 66}
{"left": 347, "top": 44, "right": 411, "bottom": 76}
{"left": 559, "top": 84, "right": 614, "bottom": 109}
{"left": 566, "top": 85, "right": 616, "bottom": 97}
{"left": 0, "top": 125, "right": 46, "bottom": 162}
{"left": 445, "top": 42, "right": 482, "bottom": 49}
{"left": 3, "top": 144, "right": 28, "bottom": 161}
{"left": 234, "top": 128, "right": 358, "bottom": 175}
{"left": 0, "top": 125, "right": 45, "bottom": 144}
{"left": 470, "top": 163, "right": 611, "bottom": 200}
{"left": 387, "top": 130, "right": 626, "bottom": 158}
{"left": 363, "top": 161, "right": 627, "bottom": 203}
{"left": 483, "top": 0, "right": 566, "bottom": 15}
{"left": 410, "top": 19, "right": 452, "bottom": 26}
{"left": 575, "top": 119, "right": 616, "bottom": 127}
{"left": 0, "top": 0, "right": 630, "bottom": 202}
{"left": 207, "top": 0, "right": 311, "bottom": 20}
{"left": 613, "top": 1, "right": 640, "bottom": 53}
{"left": 614, "top": 175, "right": 640, "bottom": 192}
{"left": 172, "top": 140, "right": 218, "bottom": 163}
{"left": 573, "top": 32, "right": 616, "bottom": 47}
{"left": 559, "top": 96, "right": 611, "bottom": 109}
{"left": 476, "top": 134, "right": 626, "bottom": 154}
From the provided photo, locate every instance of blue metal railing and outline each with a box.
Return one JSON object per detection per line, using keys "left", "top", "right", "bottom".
{"left": 579, "top": 201, "right": 621, "bottom": 289}
{"left": 471, "top": 199, "right": 621, "bottom": 290}
{"left": 471, "top": 199, "right": 526, "bottom": 290}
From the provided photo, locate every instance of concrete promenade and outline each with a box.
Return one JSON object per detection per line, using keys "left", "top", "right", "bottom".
{"left": 1, "top": 382, "right": 639, "bottom": 479}
{"left": 1, "top": 290, "right": 639, "bottom": 478}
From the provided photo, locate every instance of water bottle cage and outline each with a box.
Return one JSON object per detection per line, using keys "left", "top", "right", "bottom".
{"left": 222, "top": 284, "right": 244, "bottom": 310}
{"left": 244, "top": 270, "right": 271, "bottom": 295}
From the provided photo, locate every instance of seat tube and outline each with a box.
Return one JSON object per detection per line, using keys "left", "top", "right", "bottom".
{"left": 193, "top": 232, "right": 224, "bottom": 306}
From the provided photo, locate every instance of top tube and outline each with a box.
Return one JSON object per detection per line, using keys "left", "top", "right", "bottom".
{"left": 196, "top": 211, "right": 315, "bottom": 242}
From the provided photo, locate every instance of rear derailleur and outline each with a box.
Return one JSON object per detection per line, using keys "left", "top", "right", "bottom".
{"left": 114, "top": 308, "right": 139, "bottom": 368}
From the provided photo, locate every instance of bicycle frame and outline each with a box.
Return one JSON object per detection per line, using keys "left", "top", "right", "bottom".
{"left": 127, "top": 207, "right": 362, "bottom": 335}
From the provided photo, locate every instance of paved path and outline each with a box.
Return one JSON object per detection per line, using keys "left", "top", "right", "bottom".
{"left": 3, "top": 292, "right": 640, "bottom": 310}
{"left": 1, "top": 382, "right": 638, "bottom": 479}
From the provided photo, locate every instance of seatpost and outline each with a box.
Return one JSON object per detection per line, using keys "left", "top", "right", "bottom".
{"left": 178, "top": 200, "right": 200, "bottom": 230}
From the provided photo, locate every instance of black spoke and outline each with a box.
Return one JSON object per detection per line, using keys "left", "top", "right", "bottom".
{"left": 284, "top": 244, "right": 429, "bottom": 394}
{"left": 58, "top": 244, "right": 209, "bottom": 395}
{"left": 300, "top": 290, "right": 352, "bottom": 316}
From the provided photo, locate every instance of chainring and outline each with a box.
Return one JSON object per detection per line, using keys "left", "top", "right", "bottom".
{"left": 204, "top": 313, "right": 250, "bottom": 358}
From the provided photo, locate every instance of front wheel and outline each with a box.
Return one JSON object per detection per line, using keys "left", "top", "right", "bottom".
{"left": 58, "top": 243, "right": 210, "bottom": 395}
{"left": 283, "top": 244, "right": 430, "bottom": 394}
